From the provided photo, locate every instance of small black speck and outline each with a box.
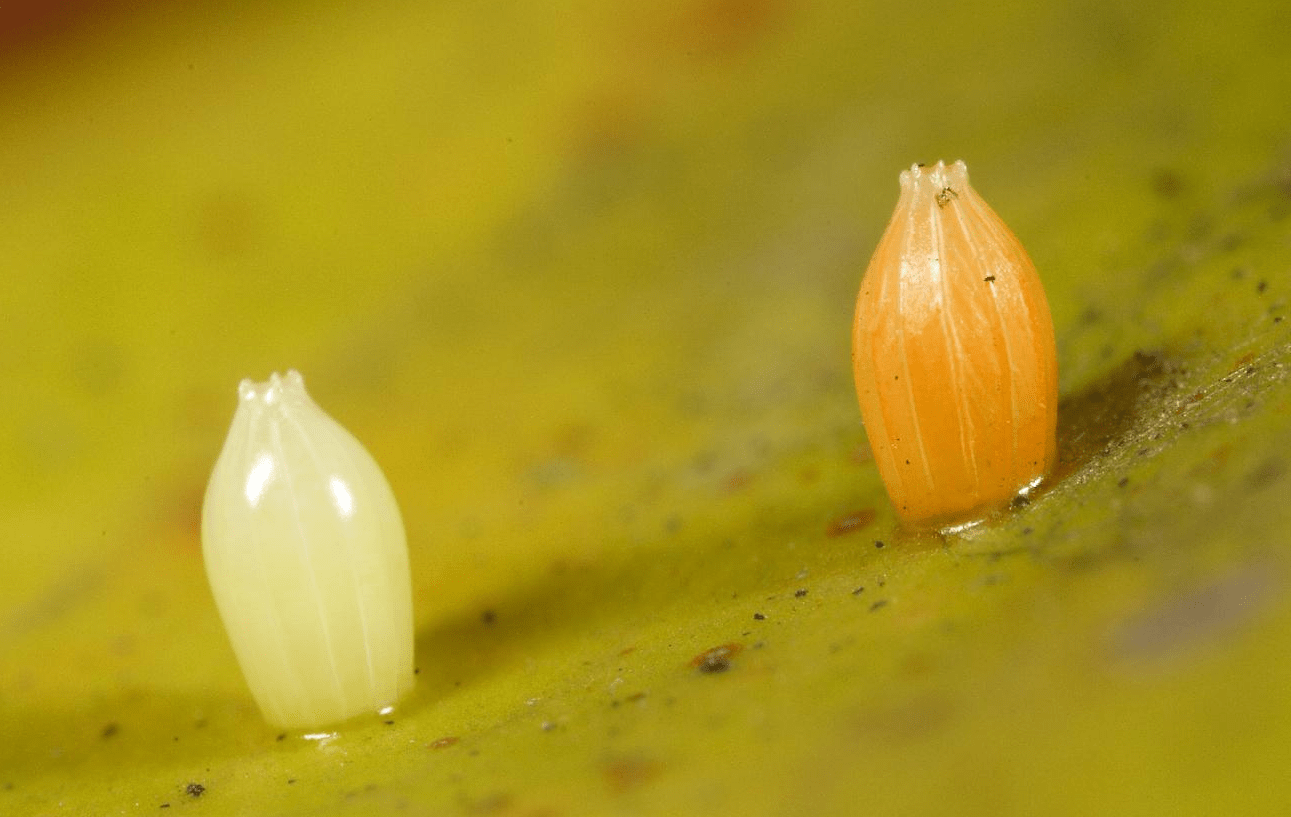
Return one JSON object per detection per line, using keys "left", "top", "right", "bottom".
{"left": 1117, "top": 477, "right": 1129, "bottom": 487}
{"left": 1246, "top": 366, "right": 1256, "bottom": 375}
{"left": 1022, "top": 527, "right": 1033, "bottom": 535}
{"left": 1275, "top": 316, "right": 1284, "bottom": 323}
{"left": 851, "top": 586, "right": 865, "bottom": 595}
{"left": 753, "top": 612, "right": 765, "bottom": 620}
{"left": 160, "top": 805, "right": 170, "bottom": 810}
{"left": 414, "top": 667, "right": 421, "bottom": 674}
{"left": 877, "top": 579, "right": 886, "bottom": 587}
{"left": 1181, "top": 422, "right": 1191, "bottom": 430}
{"left": 874, "top": 540, "right": 885, "bottom": 549}
{"left": 384, "top": 720, "right": 395, "bottom": 726}
{"left": 101, "top": 722, "right": 119, "bottom": 739}
{"left": 869, "top": 600, "right": 888, "bottom": 612}
{"left": 185, "top": 783, "right": 206, "bottom": 798}
{"left": 481, "top": 609, "right": 496, "bottom": 625}
{"left": 276, "top": 733, "right": 286, "bottom": 742}
{"left": 287, "top": 779, "right": 297, "bottom": 785}
{"left": 1010, "top": 493, "right": 1031, "bottom": 508}
{"left": 1137, "top": 448, "right": 1149, "bottom": 456}
{"left": 1257, "top": 280, "right": 1268, "bottom": 293}
{"left": 794, "top": 589, "right": 808, "bottom": 598}
{"left": 984, "top": 275, "right": 996, "bottom": 283}
{"left": 904, "top": 459, "right": 911, "bottom": 465}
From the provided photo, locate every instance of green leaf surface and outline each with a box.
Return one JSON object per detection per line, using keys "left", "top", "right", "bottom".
{"left": 2, "top": 1, "right": 1289, "bottom": 815}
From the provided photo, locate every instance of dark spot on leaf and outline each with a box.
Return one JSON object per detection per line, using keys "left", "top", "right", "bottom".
{"left": 826, "top": 509, "right": 875, "bottom": 537}
{"left": 691, "top": 643, "right": 743, "bottom": 673}
{"left": 753, "top": 612, "right": 765, "bottom": 620}
{"left": 1245, "top": 457, "right": 1286, "bottom": 491}
{"left": 869, "top": 600, "right": 888, "bottom": 612}
{"left": 1150, "top": 168, "right": 1185, "bottom": 198}
{"left": 603, "top": 756, "right": 663, "bottom": 794}
{"left": 1109, "top": 566, "right": 1278, "bottom": 663}
{"left": 794, "top": 589, "right": 808, "bottom": 598}
{"left": 185, "top": 783, "right": 205, "bottom": 798}
{"left": 101, "top": 722, "right": 118, "bottom": 739}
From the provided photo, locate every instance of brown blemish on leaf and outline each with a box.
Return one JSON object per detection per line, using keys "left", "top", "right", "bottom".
{"left": 690, "top": 642, "right": 743, "bottom": 673}
{"left": 851, "top": 695, "right": 955, "bottom": 745}
{"left": 194, "top": 188, "right": 260, "bottom": 260}
{"left": 603, "top": 756, "right": 664, "bottom": 794}
{"left": 721, "top": 470, "right": 754, "bottom": 493}
{"left": 653, "top": 0, "right": 790, "bottom": 61}
{"left": 826, "top": 509, "right": 875, "bottom": 537}
{"left": 565, "top": 87, "right": 651, "bottom": 161}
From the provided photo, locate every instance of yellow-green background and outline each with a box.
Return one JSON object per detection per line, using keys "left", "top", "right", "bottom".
{"left": 3, "top": 1, "right": 1290, "bottom": 814}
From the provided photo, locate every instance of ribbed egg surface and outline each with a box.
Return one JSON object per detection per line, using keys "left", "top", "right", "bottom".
{"left": 201, "top": 370, "right": 414, "bottom": 729}
{"left": 852, "top": 161, "right": 1058, "bottom": 526}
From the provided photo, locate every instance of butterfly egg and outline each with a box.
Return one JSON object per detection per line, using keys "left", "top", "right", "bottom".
{"left": 852, "top": 161, "right": 1058, "bottom": 526}
{"left": 201, "top": 370, "right": 414, "bottom": 729}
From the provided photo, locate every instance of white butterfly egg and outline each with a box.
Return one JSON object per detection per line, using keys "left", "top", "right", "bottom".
{"left": 201, "top": 370, "right": 414, "bottom": 729}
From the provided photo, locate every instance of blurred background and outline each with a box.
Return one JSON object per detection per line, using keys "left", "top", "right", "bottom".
{"left": 2, "top": 1, "right": 1290, "bottom": 814}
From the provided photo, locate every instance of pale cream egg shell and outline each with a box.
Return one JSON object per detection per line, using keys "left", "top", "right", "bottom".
{"left": 201, "top": 370, "right": 414, "bottom": 729}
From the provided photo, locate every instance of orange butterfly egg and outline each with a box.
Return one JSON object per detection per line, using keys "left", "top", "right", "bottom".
{"left": 852, "top": 161, "right": 1058, "bottom": 526}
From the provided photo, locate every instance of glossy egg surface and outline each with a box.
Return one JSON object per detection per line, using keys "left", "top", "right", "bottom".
{"left": 852, "top": 161, "right": 1058, "bottom": 525}
{"left": 201, "top": 370, "right": 414, "bottom": 728}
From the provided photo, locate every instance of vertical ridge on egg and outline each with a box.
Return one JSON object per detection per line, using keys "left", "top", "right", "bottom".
{"left": 852, "top": 161, "right": 1058, "bottom": 525}
{"left": 202, "top": 370, "right": 414, "bottom": 728}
